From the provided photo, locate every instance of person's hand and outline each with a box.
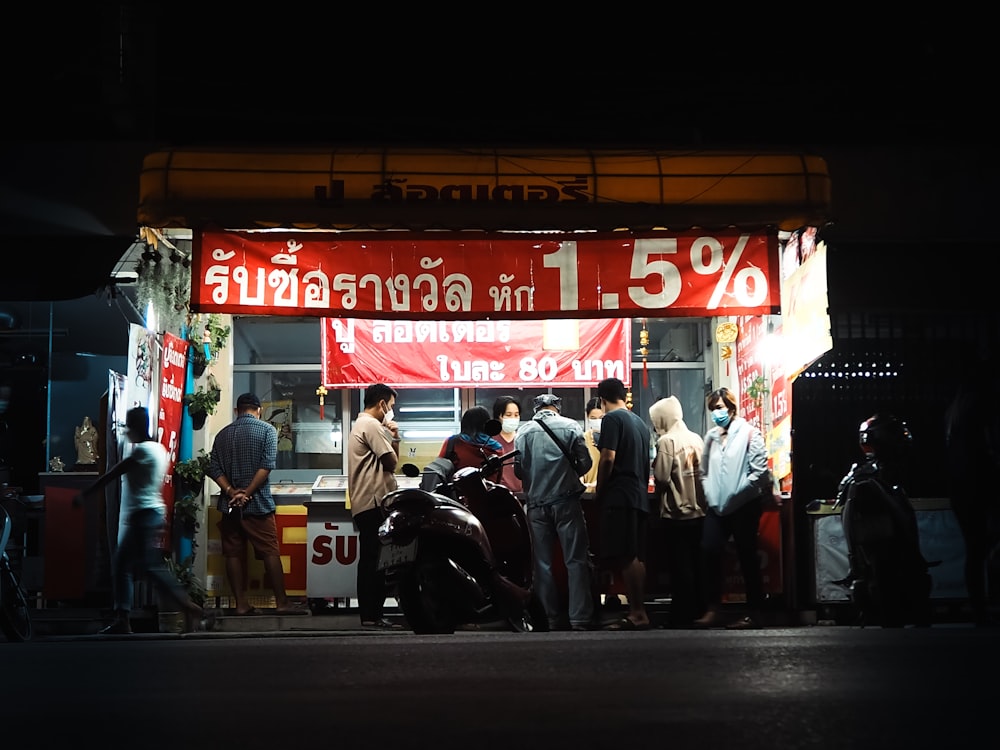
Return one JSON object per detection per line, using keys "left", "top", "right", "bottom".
{"left": 385, "top": 420, "right": 400, "bottom": 438}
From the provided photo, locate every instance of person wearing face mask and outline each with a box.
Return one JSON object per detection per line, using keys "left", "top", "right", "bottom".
{"left": 581, "top": 397, "right": 603, "bottom": 489}
{"left": 693, "top": 386, "right": 769, "bottom": 630}
{"left": 491, "top": 395, "right": 524, "bottom": 497}
{"left": 346, "top": 383, "right": 405, "bottom": 629}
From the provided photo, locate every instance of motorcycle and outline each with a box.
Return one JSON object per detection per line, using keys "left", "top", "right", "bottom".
{"left": 1, "top": 494, "right": 32, "bottom": 642}
{"left": 377, "top": 422, "right": 547, "bottom": 635}
{"left": 831, "top": 413, "right": 934, "bottom": 628}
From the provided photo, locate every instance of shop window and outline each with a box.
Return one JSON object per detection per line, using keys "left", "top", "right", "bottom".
{"left": 231, "top": 316, "right": 708, "bottom": 475}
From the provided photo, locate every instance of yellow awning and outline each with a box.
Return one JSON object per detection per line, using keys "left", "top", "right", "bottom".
{"left": 138, "top": 147, "right": 831, "bottom": 233}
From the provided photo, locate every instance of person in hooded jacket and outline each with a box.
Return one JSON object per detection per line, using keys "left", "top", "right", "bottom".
{"left": 650, "top": 395, "right": 707, "bottom": 628}
{"left": 438, "top": 405, "right": 504, "bottom": 478}
{"left": 693, "top": 386, "right": 769, "bottom": 630}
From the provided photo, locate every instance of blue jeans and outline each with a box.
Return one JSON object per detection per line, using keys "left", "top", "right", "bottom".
{"left": 113, "top": 508, "right": 189, "bottom": 613}
{"left": 527, "top": 499, "right": 594, "bottom": 628}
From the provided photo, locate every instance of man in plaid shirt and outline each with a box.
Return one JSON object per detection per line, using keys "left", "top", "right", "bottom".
{"left": 208, "top": 392, "right": 308, "bottom": 616}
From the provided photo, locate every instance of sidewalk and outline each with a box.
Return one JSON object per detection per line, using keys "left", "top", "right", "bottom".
{"left": 23, "top": 598, "right": 822, "bottom": 641}
{"left": 27, "top": 603, "right": 412, "bottom": 641}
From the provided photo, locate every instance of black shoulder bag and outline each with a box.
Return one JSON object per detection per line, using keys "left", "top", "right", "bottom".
{"left": 536, "top": 419, "right": 584, "bottom": 476}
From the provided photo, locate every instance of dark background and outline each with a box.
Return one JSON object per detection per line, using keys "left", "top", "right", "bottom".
{"left": 2, "top": 7, "right": 997, "bottom": 608}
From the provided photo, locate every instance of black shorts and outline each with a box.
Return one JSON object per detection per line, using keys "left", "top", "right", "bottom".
{"left": 599, "top": 505, "right": 648, "bottom": 564}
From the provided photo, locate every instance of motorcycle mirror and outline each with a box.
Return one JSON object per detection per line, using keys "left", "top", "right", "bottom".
{"left": 484, "top": 418, "right": 502, "bottom": 437}
{"left": 400, "top": 463, "right": 421, "bottom": 477}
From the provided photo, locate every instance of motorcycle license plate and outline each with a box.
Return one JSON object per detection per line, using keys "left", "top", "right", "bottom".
{"left": 378, "top": 539, "right": 417, "bottom": 571}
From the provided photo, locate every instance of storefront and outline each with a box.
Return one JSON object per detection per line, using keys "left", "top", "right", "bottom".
{"left": 131, "top": 146, "right": 834, "bottom": 613}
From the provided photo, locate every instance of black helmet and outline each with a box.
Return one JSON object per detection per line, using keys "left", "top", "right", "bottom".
{"left": 533, "top": 394, "right": 562, "bottom": 413}
{"left": 858, "top": 413, "right": 912, "bottom": 460}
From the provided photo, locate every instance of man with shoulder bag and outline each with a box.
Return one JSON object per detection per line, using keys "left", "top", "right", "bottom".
{"left": 514, "top": 394, "right": 595, "bottom": 631}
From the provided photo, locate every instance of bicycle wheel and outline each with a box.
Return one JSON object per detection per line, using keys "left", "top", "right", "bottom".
{"left": 0, "top": 563, "right": 32, "bottom": 642}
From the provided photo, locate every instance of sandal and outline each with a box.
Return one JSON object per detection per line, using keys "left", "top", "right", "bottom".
{"left": 603, "top": 617, "right": 650, "bottom": 631}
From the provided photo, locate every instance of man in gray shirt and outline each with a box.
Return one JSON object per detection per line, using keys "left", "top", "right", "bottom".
{"left": 514, "top": 394, "right": 594, "bottom": 631}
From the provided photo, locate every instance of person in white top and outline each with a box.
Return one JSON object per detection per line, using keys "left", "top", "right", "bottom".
{"left": 75, "top": 406, "right": 206, "bottom": 634}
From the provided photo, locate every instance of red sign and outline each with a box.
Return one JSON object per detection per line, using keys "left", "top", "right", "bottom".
{"left": 158, "top": 331, "right": 188, "bottom": 543}
{"left": 322, "top": 318, "right": 631, "bottom": 387}
{"left": 193, "top": 229, "right": 779, "bottom": 319}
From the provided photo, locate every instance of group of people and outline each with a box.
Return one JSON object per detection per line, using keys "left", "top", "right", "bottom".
{"left": 344, "top": 377, "right": 772, "bottom": 632}
{"left": 74, "top": 377, "right": 769, "bottom": 636}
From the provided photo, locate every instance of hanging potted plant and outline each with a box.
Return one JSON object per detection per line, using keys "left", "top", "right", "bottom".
{"left": 187, "top": 313, "right": 231, "bottom": 376}
{"left": 173, "top": 449, "right": 212, "bottom": 502}
{"left": 184, "top": 382, "right": 222, "bottom": 430}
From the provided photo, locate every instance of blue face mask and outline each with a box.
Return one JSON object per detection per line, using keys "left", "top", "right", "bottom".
{"left": 711, "top": 407, "right": 732, "bottom": 428}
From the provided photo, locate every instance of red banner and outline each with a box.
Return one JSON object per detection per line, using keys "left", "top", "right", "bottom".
{"left": 158, "top": 331, "right": 188, "bottom": 541}
{"left": 323, "top": 318, "right": 631, "bottom": 387}
{"left": 193, "top": 229, "right": 779, "bottom": 319}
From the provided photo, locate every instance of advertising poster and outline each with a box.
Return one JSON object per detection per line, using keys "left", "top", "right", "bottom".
{"left": 158, "top": 331, "right": 189, "bottom": 544}
{"left": 194, "top": 229, "right": 780, "bottom": 319}
{"left": 323, "top": 317, "right": 631, "bottom": 387}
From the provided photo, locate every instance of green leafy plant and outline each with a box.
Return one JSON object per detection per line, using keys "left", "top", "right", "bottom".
{"left": 165, "top": 555, "right": 206, "bottom": 608}
{"left": 187, "top": 313, "right": 231, "bottom": 363}
{"left": 184, "top": 383, "right": 222, "bottom": 417}
{"left": 173, "top": 492, "right": 203, "bottom": 534}
{"left": 173, "top": 449, "right": 211, "bottom": 489}
{"left": 746, "top": 375, "right": 770, "bottom": 405}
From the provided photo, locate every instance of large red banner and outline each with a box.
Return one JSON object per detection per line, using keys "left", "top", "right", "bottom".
{"left": 323, "top": 318, "right": 631, "bottom": 387}
{"left": 193, "top": 230, "right": 779, "bottom": 319}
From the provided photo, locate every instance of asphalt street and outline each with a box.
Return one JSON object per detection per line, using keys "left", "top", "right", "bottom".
{"left": 3, "top": 623, "right": 994, "bottom": 750}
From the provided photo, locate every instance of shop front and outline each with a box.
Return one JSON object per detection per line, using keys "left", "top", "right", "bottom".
{"left": 131, "top": 146, "right": 834, "bottom": 615}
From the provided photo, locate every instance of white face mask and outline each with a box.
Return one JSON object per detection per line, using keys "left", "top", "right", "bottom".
{"left": 589, "top": 418, "right": 602, "bottom": 434}
{"left": 383, "top": 405, "right": 394, "bottom": 424}
{"left": 501, "top": 417, "right": 520, "bottom": 434}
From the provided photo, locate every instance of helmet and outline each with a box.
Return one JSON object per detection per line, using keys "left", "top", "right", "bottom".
{"left": 858, "top": 413, "right": 912, "bottom": 460}
{"left": 533, "top": 394, "right": 562, "bottom": 413}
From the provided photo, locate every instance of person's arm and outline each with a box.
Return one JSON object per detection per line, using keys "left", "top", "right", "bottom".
{"left": 73, "top": 456, "right": 134, "bottom": 506}
{"left": 594, "top": 447, "right": 616, "bottom": 502}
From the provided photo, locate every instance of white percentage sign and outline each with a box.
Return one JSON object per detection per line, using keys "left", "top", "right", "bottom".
{"left": 694, "top": 234, "right": 768, "bottom": 309}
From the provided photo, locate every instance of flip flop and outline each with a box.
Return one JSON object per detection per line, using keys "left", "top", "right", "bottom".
{"left": 603, "top": 617, "right": 651, "bottom": 631}
{"left": 233, "top": 607, "right": 264, "bottom": 616}
{"left": 275, "top": 604, "right": 311, "bottom": 616}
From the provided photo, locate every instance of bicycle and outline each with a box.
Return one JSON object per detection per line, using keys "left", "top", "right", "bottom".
{"left": 1, "top": 498, "right": 32, "bottom": 641}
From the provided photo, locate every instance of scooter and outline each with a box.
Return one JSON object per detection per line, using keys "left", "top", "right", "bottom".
{"left": 831, "top": 414, "right": 934, "bottom": 628}
{"left": 1, "top": 495, "right": 32, "bottom": 641}
{"left": 377, "top": 423, "right": 547, "bottom": 635}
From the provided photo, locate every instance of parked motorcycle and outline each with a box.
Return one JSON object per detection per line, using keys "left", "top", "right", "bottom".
{"left": 1, "top": 494, "right": 32, "bottom": 641}
{"left": 831, "top": 413, "right": 933, "bottom": 627}
{"left": 377, "top": 421, "right": 547, "bottom": 634}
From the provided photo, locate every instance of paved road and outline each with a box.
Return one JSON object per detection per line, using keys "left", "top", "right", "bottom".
{"left": 3, "top": 625, "right": 995, "bottom": 749}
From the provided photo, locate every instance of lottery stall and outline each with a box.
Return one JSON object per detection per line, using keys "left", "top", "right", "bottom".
{"left": 134, "top": 146, "right": 835, "bottom": 617}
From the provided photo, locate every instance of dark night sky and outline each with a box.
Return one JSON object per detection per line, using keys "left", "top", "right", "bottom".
{"left": 4, "top": 7, "right": 990, "bottom": 150}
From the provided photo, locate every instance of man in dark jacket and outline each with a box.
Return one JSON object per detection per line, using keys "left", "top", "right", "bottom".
{"left": 515, "top": 394, "right": 594, "bottom": 630}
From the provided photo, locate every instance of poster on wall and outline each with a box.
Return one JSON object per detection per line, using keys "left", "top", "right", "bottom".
{"left": 105, "top": 370, "right": 130, "bottom": 557}
{"left": 322, "top": 318, "right": 631, "bottom": 387}
{"left": 157, "top": 331, "right": 188, "bottom": 540}
{"left": 262, "top": 399, "right": 295, "bottom": 469}
{"left": 127, "top": 323, "right": 157, "bottom": 413}
{"left": 780, "top": 229, "right": 832, "bottom": 380}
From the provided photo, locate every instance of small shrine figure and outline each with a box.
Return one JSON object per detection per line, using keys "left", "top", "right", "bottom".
{"left": 75, "top": 415, "right": 99, "bottom": 468}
